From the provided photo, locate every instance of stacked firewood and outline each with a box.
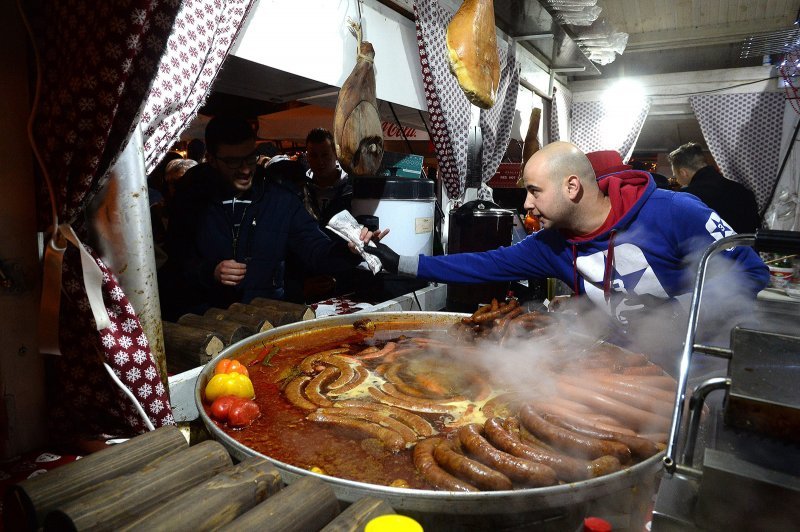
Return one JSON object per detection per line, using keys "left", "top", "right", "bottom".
{"left": 3, "top": 426, "right": 396, "bottom": 531}
{"left": 163, "top": 298, "right": 315, "bottom": 374}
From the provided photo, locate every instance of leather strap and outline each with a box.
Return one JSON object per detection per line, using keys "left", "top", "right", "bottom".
{"left": 39, "top": 224, "right": 112, "bottom": 355}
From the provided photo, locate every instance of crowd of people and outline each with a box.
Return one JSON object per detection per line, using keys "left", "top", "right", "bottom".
{"left": 150, "top": 115, "right": 379, "bottom": 321}
{"left": 148, "top": 114, "right": 768, "bottom": 368}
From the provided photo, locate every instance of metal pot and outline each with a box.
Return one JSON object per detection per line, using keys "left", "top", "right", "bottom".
{"left": 195, "top": 312, "right": 663, "bottom": 530}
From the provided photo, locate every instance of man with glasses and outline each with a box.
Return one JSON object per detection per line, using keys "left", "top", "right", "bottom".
{"left": 160, "top": 115, "right": 378, "bottom": 320}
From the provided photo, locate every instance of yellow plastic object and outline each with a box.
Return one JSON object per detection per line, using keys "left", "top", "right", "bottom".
{"left": 364, "top": 514, "right": 423, "bottom": 532}
{"left": 204, "top": 372, "right": 255, "bottom": 402}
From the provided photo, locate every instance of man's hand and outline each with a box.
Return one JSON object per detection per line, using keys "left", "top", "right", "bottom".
{"left": 347, "top": 227, "right": 391, "bottom": 253}
{"left": 214, "top": 259, "right": 247, "bottom": 286}
{"left": 362, "top": 242, "right": 400, "bottom": 274}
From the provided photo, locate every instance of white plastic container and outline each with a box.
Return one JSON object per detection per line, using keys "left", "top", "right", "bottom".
{"left": 351, "top": 177, "right": 436, "bottom": 257}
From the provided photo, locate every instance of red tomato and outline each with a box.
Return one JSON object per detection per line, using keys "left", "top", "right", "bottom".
{"left": 228, "top": 399, "right": 260, "bottom": 428}
{"left": 210, "top": 396, "right": 239, "bottom": 422}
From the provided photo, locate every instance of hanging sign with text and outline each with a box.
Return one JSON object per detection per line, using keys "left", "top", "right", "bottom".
{"left": 488, "top": 162, "right": 522, "bottom": 189}
{"left": 381, "top": 122, "right": 430, "bottom": 141}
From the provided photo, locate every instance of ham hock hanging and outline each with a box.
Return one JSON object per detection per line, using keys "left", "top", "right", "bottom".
{"left": 334, "top": 21, "right": 384, "bottom": 176}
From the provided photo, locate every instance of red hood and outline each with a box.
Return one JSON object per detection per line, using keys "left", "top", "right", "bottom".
{"left": 599, "top": 169, "right": 651, "bottom": 211}
{"left": 569, "top": 170, "right": 652, "bottom": 243}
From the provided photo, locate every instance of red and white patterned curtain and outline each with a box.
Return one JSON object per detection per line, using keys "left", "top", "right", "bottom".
{"left": 549, "top": 86, "right": 573, "bottom": 144}
{"left": 478, "top": 44, "right": 520, "bottom": 200}
{"left": 415, "top": 0, "right": 471, "bottom": 200}
{"left": 30, "top": 0, "right": 179, "bottom": 227}
{"left": 691, "top": 92, "right": 785, "bottom": 215}
{"left": 141, "top": 0, "right": 256, "bottom": 173}
{"left": 26, "top": 0, "right": 253, "bottom": 439}
{"left": 570, "top": 98, "right": 651, "bottom": 162}
{"left": 414, "top": 0, "right": 519, "bottom": 201}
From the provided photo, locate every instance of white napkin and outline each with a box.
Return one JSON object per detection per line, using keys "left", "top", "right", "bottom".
{"left": 326, "top": 210, "right": 382, "bottom": 274}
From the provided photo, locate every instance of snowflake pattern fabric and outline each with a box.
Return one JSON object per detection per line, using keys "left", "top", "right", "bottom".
{"left": 28, "top": 0, "right": 180, "bottom": 227}
{"left": 415, "top": 0, "right": 521, "bottom": 201}
{"left": 415, "top": 0, "right": 472, "bottom": 200}
{"left": 571, "top": 99, "right": 651, "bottom": 161}
{"left": 140, "top": 0, "right": 256, "bottom": 174}
{"left": 51, "top": 248, "right": 174, "bottom": 438}
{"left": 550, "top": 86, "right": 574, "bottom": 143}
{"left": 479, "top": 44, "right": 520, "bottom": 196}
{"left": 550, "top": 87, "right": 561, "bottom": 143}
{"left": 690, "top": 92, "right": 784, "bottom": 214}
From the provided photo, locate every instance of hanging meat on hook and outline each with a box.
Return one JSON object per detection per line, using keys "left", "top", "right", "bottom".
{"left": 333, "top": 20, "right": 384, "bottom": 176}
{"left": 446, "top": 0, "right": 501, "bottom": 109}
{"left": 521, "top": 108, "right": 541, "bottom": 173}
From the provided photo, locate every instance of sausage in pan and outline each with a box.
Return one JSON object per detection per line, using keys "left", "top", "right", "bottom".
{"left": 483, "top": 417, "right": 588, "bottom": 482}
{"left": 307, "top": 411, "right": 405, "bottom": 452}
{"left": 433, "top": 437, "right": 513, "bottom": 491}
{"left": 519, "top": 405, "right": 632, "bottom": 463}
{"left": 458, "top": 424, "right": 557, "bottom": 487}
{"left": 413, "top": 438, "right": 478, "bottom": 492}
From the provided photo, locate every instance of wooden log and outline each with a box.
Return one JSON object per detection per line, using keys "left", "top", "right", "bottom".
{"left": 177, "top": 313, "right": 255, "bottom": 345}
{"left": 162, "top": 321, "right": 224, "bottom": 373}
{"left": 119, "top": 457, "right": 282, "bottom": 532}
{"left": 3, "top": 426, "right": 187, "bottom": 531}
{"left": 44, "top": 440, "right": 232, "bottom": 532}
{"left": 227, "top": 302, "right": 303, "bottom": 328}
{"left": 248, "top": 297, "right": 316, "bottom": 324}
{"left": 204, "top": 307, "right": 274, "bottom": 333}
{"left": 218, "top": 476, "right": 339, "bottom": 532}
{"left": 320, "top": 497, "right": 395, "bottom": 532}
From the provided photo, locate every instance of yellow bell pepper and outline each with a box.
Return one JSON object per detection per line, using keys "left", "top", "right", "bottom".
{"left": 205, "top": 372, "right": 255, "bottom": 402}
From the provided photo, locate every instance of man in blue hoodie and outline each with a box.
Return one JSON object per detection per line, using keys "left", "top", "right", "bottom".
{"left": 366, "top": 142, "right": 769, "bottom": 333}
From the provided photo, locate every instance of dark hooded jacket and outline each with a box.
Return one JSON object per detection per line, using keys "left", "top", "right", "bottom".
{"left": 160, "top": 163, "right": 357, "bottom": 319}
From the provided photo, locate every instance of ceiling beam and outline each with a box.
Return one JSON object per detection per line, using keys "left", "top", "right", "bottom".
{"left": 624, "top": 17, "right": 793, "bottom": 53}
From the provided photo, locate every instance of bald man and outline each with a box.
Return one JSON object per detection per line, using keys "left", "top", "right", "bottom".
{"left": 366, "top": 142, "right": 768, "bottom": 334}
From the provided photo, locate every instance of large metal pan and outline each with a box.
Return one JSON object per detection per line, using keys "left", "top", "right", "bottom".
{"left": 195, "top": 312, "right": 663, "bottom": 527}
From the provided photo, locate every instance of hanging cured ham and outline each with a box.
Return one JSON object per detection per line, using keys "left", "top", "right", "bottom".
{"left": 446, "top": 0, "right": 501, "bottom": 109}
{"left": 334, "top": 22, "right": 384, "bottom": 176}
{"left": 522, "top": 107, "right": 541, "bottom": 169}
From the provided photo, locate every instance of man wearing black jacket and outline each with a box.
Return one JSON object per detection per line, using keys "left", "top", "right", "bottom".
{"left": 669, "top": 142, "right": 761, "bottom": 234}
{"left": 159, "top": 116, "right": 373, "bottom": 320}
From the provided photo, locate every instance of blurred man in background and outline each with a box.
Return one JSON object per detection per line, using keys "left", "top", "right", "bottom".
{"left": 669, "top": 142, "right": 760, "bottom": 234}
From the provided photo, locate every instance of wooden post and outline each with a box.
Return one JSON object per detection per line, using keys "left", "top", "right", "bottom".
{"left": 204, "top": 307, "right": 274, "bottom": 333}
{"left": 219, "top": 476, "right": 339, "bottom": 532}
{"left": 177, "top": 314, "right": 255, "bottom": 345}
{"left": 0, "top": 0, "right": 47, "bottom": 460}
{"left": 162, "top": 321, "right": 224, "bottom": 373}
{"left": 119, "top": 457, "right": 283, "bottom": 532}
{"left": 44, "top": 440, "right": 232, "bottom": 532}
{"left": 3, "top": 426, "right": 187, "bottom": 531}
{"left": 320, "top": 497, "right": 395, "bottom": 532}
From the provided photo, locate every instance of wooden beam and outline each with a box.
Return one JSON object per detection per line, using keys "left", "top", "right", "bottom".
{"left": 0, "top": 0, "right": 47, "bottom": 458}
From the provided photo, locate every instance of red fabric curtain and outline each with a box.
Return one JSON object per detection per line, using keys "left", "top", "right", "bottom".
{"left": 29, "top": 0, "right": 181, "bottom": 228}
{"left": 25, "top": 0, "right": 182, "bottom": 438}
{"left": 24, "top": 0, "right": 254, "bottom": 438}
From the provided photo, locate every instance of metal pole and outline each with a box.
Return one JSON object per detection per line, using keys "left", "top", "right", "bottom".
{"left": 85, "top": 126, "right": 167, "bottom": 384}
{"left": 663, "top": 233, "right": 754, "bottom": 472}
